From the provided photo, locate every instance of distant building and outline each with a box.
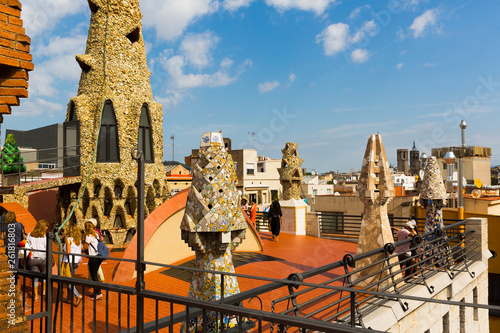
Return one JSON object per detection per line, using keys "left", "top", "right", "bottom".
{"left": 301, "top": 175, "right": 334, "bottom": 197}
{"left": 409, "top": 141, "right": 420, "bottom": 176}
{"left": 392, "top": 173, "right": 416, "bottom": 192}
{"left": 432, "top": 146, "right": 492, "bottom": 185}
{"left": 165, "top": 164, "right": 192, "bottom": 195}
{"left": 397, "top": 149, "right": 409, "bottom": 175}
{"left": 491, "top": 165, "right": 500, "bottom": 185}
{"left": 6, "top": 124, "right": 63, "bottom": 167}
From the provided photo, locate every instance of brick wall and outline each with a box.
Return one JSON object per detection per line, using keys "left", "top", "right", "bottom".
{"left": 0, "top": 238, "right": 29, "bottom": 332}
{"left": 0, "top": 0, "right": 33, "bottom": 115}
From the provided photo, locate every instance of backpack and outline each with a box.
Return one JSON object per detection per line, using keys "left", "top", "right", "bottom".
{"left": 90, "top": 240, "right": 109, "bottom": 259}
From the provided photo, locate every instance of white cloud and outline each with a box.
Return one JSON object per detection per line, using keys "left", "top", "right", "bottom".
{"left": 349, "top": 19, "right": 377, "bottom": 44}
{"left": 21, "top": 0, "right": 86, "bottom": 37}
{"left": 289, "top": 73, "right": 296, "bottom": 83}
{"left": 396, "top": 63, "right": 404, "bottom": 70}
{"left": 223, "top": 0, "right": 255, "bottom": 11}
{"left": 265, "top": 0, "right": 336, "bottom": 15}
{"left": 156, "top": 90, "right": 189, "bottom": 109}
{"left": 316, "top": 23, "right": 349, "bottom": 56}
{"left": 180, "top": 31, "right": 220, "bottom": 69}
{"left": 350, "top": 49, "right": 369, "bottom": 63}
{"left": 14, "top": 98, "right": 64, "bottom": 117}
{"left": 258, "top": 80, "right": 280, "bottom": 93}
{"left": 410, "top": 8, "right": 439, "bottom": 38}
{"left": 349, "top": 5, "right": 370, "bottom": 20}
{"left": 29, "top": 34, "right": 87, "bottom": 97}
{"left": 390, "top": 0, "right": 428, "bottom": 12}
{"left": 424, "top": 63, "right": 435, "bottom": 67}
{"left": 141, "top": 0, "right": 219, "bottom": 41}
{"left": 157, "top": 49, "right": 251, "bottom": 92}
{"left": 220, "top": 58, "right": 235, "bottom": 69}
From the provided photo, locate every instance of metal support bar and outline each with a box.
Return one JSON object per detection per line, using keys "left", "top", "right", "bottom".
{"left": 46, "top": 230, "right": 54, "bottom": 333}
{"left": 382, "top": 243, "right": 408, "bottom": 312}
{"left": 133, "top": 148, "right": 145, "bottom": 333}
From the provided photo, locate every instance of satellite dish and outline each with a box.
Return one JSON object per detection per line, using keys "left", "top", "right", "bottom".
{"left": 334, "top": 192, "right": 340, "bottom": 196}
{"left": 474, "top": 179, "right": 483, "bottom": 189}
{"left": 471, "top": 189, "right": 482, "bottom": 199}
{"left": 419, "top": 170, "right": 425, "bottom": 179}
{"left": 333, "top": 180, "right": 338, "bottom": 185}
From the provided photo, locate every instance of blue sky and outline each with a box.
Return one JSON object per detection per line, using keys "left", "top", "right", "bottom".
{"left": 4, "top": 0, "right": 500, "bottom": 173}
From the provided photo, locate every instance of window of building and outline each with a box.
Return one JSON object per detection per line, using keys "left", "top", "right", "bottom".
{"left": 443, "top": 163, "right": 447, "bottom": 169}
{"left": 137, "top": 104, "right": 153, "bottom": 163}
{"left": 246, "top": 163, "right": 255, "bottom": 175}
{"left": 313, "top": 189, "right": 317, "bottom": 196}
{"left": 38, "top": 163, "right": 56, "bottom": 169}
{"left": 97, "top": 100, "right": 120, "bottom": 162}
{"left": 327, "top": 189, "right": 332, "bottom": 195}
{"left": 257, "top": 162, "right": 265, "bottom": 173}
{"left": 233, "top": 161, "right": 237, "bottom": 171}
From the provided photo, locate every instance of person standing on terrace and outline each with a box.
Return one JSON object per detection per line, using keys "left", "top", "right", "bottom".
{"left": 250, "top": 200, "right": 257, "bottom": 225}
{"left": 395, "top": 221, "right": 416, "bottom": 280}
{"left": 26, "top": 219, "right": 49, "bottom": 300}
{"left": 84, "top": 221, "right": 103, "bottom": 301}
{"left": 63, "top": 223, "right": 83, "bottom": 306}
{"left": 268, "top": 196, "right": 283, "bottom": 242}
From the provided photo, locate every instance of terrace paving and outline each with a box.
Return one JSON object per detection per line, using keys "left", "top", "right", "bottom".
{"left": 23, "top": 232, "right": 357, "bottom": 332}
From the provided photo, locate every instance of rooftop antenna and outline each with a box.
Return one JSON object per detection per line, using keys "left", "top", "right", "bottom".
{"left": 169, "top": 134, "right": 179, "bottom": 162}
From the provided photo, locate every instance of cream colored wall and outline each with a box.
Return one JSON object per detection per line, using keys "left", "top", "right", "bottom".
{"left": 144, "top": 210, "right": 192, "bottom": 274}
{"left": 315, "top": 195, "right": 415, "bottom": 218}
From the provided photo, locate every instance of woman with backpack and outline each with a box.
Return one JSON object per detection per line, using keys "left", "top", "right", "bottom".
{"left": 84, "top": 221, "right": 103, "bottom": 300}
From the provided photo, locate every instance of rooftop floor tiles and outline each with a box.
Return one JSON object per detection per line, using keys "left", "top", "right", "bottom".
{"left": 23, "top": 232, "right": 357, "bottom": 331}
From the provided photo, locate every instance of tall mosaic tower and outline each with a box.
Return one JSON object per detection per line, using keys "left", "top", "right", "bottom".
{"left": 181, "top": 132, "right": 246, "bottom": 332}
{"left": 278, "top": 142, "right": 303, "bottom": 200}
{"left": 355, "top": 134, "right": 399, "bottom": 289}
{"left": 57, "top": 0, "right": 169, "bottom": 245}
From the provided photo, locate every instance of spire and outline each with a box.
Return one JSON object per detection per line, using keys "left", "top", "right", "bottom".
{"left": 355, "top": 134, "right": 400, "bottom": 289}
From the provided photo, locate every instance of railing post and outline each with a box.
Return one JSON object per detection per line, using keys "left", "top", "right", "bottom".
{"left": 46, "top": 229, "right": 54, "bottom": 333}
{"left": 17, "top": 150, "right": 20, "bottom": 185}
{"left": 350, "top": 291, "right": 355, "bottom": 328}
{"left": 133, "top": 149, "right": 145, "bottom": 333}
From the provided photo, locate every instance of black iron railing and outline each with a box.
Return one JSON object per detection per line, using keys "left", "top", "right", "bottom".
{"left": 0, "top": 217, "right": 491, "bottom": 333}
{"left": 315, "top": 212, "right": 464, "bottom": 241}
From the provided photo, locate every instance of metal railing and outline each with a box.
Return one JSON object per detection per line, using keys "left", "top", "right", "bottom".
{"left": 0, "top": 145, "right": 81, "bottom": 186}
{"left": 0, "top": 217, "right": 491, "bottom": 333}
{"left": 315, "top": 212, "right": 464, "bottom": 241}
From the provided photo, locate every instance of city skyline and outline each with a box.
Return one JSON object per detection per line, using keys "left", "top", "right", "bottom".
{"left": 2, "top": 0, "right": 499, "bottom": 173}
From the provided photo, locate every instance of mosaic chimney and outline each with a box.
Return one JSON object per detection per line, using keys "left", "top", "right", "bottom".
{"left": 278, "top": 142, "right": 303, "bottom": 200}
{"left": 354, "top": 134, "right": 400, "bottom": 289}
